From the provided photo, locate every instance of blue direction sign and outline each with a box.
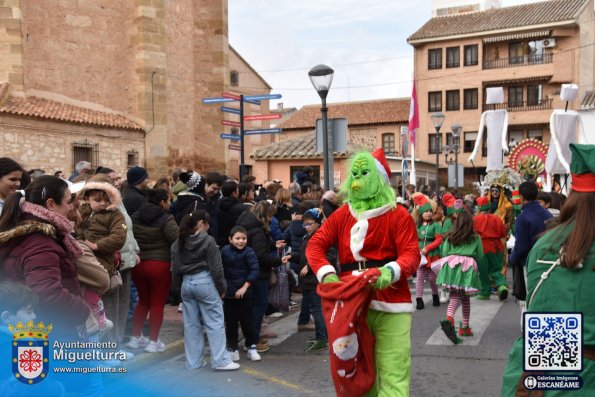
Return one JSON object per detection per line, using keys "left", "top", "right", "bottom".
{"left": 244, "top": 128, "right": 282, "bottom": 135}
{"left": 220, "top": 133, "right": 241, "bottom": 141}
{"left": 243, "top": 94, "right": 282, "bottom": 101}
{"left": 220, "top": 106, "right": 241, "bottom": 115}
{"left": 202, "top": 97, "right": 236, "bottom": 104}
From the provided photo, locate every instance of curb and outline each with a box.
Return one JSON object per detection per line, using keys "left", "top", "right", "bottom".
{"left": 123, "top": 339, "right": 185, "bottom": 371}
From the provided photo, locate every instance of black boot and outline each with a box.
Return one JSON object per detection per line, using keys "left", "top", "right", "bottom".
{"left": 432, "top": 294, "right": 440, "bottom": 307}
{"left": 416, "top": 297, "right": 424, "bottom": 310}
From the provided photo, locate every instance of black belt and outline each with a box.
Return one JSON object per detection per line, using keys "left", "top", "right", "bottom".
{"left": 340, "top": 259, "right": 393, "bottom": 272}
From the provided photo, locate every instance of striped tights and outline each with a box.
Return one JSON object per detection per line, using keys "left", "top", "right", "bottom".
{"left": 415, "top": 266, "right": 438, "bottom": 298}
{"left": 446, "top": 292, "right": 471, "bottom": 327}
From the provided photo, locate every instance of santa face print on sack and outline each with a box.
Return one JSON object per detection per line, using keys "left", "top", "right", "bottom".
{"left": 333, "top": 332, "right": 359, "bottom": 379}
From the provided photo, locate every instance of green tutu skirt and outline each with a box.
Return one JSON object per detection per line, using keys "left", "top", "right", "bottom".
{"left": 433, "top": 255, "right": 481, "bottom": 296}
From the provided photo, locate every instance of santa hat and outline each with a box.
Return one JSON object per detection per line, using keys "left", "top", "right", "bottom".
{"left": 569, "top": 143, "right": 595, "bottom": 192}
{"left": 476, "top": 196, "right": 490, "bottom": 212}
{"left": 442, "top": 193, "right": 463, "bottom": 215}
{"left": 371, "top": 148, "right": 391, "bottom": 183}
{"left": 511, "top": 190, "right": 521, "bottom": 205}
{"left": 413, "top": 194, "right": 433, "bottom": 215}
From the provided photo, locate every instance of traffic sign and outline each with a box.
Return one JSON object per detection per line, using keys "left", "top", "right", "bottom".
{"left": 244, "top": 114, "right": 282, "bottom": 121}
{"left": 202, "top": 97, "right": 236, "bottom": 104}
{"left": 243, "top": 98, "right": 261, "bottom": 105}
{"left": 244, "top": 128, "right": 282, "bottom": 135}
{"left": 221, "top": 106, "right": 241, "bottom": 115}
{"left": 221, "top": 92, "right": 241, "bottom": 101}
{"left": 243, "top": 94, "right": 282, "bottom": 101}
{"left": 221, "top": 120, "right": 241, "bottom": 127}
{"left": 228, "top": 144, "right": 242, "bottom": 151}
{"left": 220, "top": 133, "right": 241, "bottom": 141}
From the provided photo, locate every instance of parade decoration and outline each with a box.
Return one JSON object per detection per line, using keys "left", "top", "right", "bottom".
{"left": 481, "top": 168, "right": 523, "bottom": 195}
{"left": 507, "top": 138, "right": 549, "bottom": 181}
{"left": 516, "top": 155, "right": 545, "bottom": 182}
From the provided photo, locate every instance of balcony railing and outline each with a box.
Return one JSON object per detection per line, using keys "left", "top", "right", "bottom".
{"left": 483, "top": 53, "right": 553, "bottom": 69}
{"left": 482, "top": 98, "right": 553, "bottom": 112}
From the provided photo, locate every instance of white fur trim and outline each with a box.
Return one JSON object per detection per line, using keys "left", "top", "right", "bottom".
{"left": 373, "top": 159, "right": 390, "bottom": 183}
{"left": 348, "top": 203, "right": 392, "bottom": 220}
{"left": 370, "top": 300, "right": 414, "bottom": 313}
{"left": 350, "top": 219, "right": 368, "bottom": 261}
{"left": 316, "top": 265, "right": 337, "bottom": 283}
{"left": 385, "top": 262, "right": 401, "bottom": 283}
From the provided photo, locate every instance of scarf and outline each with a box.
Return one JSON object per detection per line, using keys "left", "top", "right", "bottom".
{"left": 21, "top": 201, "right": 83, "bottom": 259}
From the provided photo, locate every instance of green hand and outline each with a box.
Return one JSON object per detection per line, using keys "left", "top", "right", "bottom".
{"left": 373, "top": 267, "right": 394, "bottom": 290}
{"left": 322, "top": 274, "right": 341, "bottom": 283}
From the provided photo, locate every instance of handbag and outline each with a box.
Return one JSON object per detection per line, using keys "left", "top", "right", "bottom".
{"left": 269, "top": 265, "right": 289, "bottom": 311}
{"left": 269, "top": 269, "right": 278, "bottom": 287}
{"left": 109, "top": 270, "right": 123, "bottom": 290}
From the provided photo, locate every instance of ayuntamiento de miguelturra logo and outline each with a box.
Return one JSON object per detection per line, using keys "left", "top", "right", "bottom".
{"left": 9, "top": 321, "right": 52, "bottom": 385}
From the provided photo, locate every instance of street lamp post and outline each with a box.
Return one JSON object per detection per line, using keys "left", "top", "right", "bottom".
{"left": 431, "top": 112, "right": 445, "bottom": 193}
{"left": 308, "top": 64, "right": 335, "bottom": 191}
{"left": 451, "top": 124, "right": 462, "bottom": 189}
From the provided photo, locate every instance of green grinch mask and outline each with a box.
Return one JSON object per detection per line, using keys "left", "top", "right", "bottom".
{"left": 341, "top": 151, "right": 396, "bottom": 215}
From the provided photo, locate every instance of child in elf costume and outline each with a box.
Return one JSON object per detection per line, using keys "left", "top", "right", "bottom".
{"left": 473, "top": 196, "right": 509, "bottom": 301}
{"left": 437, "top": 193, "right": 458, "bottom": 304}
{"left": 412, "top": 194, "right": 443, "bottom": 309}
{"left": 432, "top": 200, "right": 484, "bottom": 344}
{"left": 306, "top": 149, "right": 420, "bottom": 397}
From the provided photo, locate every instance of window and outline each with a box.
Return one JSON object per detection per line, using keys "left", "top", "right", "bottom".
{"left": 127, "top": 149, "right": 139, "bottom": 168}
{"left": 382, "top": 133, "right": 396, "bottom": 155}
{"left": 528, "top": 40, "right": 545, "bottom": 63}
{"left": 445, "top": 133, "right": 454, "bottom": 146}
{"left": 464, "top": 88, "right": 478, "bottom": 109}
{"left": 72, "top": 139, "right": 98, "bottom": 171}
{"left": 528, "top": 129, "right": 543, "bottom": 141}
{"left": 508, "top": 86, "right": 524, "bottom": 107}
{"left": 230, "top": 70, "right": 239, "bottom": 86}
{"left": 527, "top": 85, "right": 543, "bottom": 106}
{"left": 428, "top": 49, "right": 442, "bottom": 69}
{"left": 463, "top": 132, "right": 477, "bottom": 153}
{"left": 464, "top": 45, "right": 478, "bottom": 66}
{"left": 290, "top": 166, "right": 320, "bottom": 186}
{"left": 446, "top": 47, "right": 460, "bottom": 68}
{"left": 508, "top": 130, "right": 524, "bottom": 149}
{"left": 446, "top": 90, "right": 460, "bottom": 111}
{"left": 509, "top": 42, "right": 525, "bottom": 64}
{"left": 428, "top": 91, "right": 442, "bottom": 112}
{"left": 429, "top": 133, "right": 440, "bottom": 154}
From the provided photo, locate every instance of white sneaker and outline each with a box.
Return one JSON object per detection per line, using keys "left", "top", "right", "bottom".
{"left": 439, "top": 290, "right": 450, "bottom": 304}
{"left": 214, "top": 361, "right": 240, "bottom": 371}
{"left": 126, "top": 335, "right": 150, "bottom": 349}
{"left": 246, "top": 346, "right": 261, "bottom": 362}
{"left": 266, "top": 312, "right": 283, "bottom": 318}
{"left": 229, "top": 349, "right": 240, "bottom": 362}
{"left": 178, "top": 303, "right": 183, "bottom": 313}
{"left": 145, "top": 339, "right": 166, "bottom": 353}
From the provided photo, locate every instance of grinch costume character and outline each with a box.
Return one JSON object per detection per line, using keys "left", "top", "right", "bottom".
{"left": 473, "top": 196, "right": 509, "bottom": 301}
{"left": 501, "top": 144, "right": 595, "bottom": 396}
{"left": 306, "top": 149, "right": 419, "bottom": 397}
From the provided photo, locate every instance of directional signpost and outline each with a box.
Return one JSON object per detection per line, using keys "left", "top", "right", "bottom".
{"left": 202, "top": 92, "right": 283, "bottom": 179}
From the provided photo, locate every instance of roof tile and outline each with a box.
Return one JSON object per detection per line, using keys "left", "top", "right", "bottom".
{"left": 408, "top": 0, "right": 587, "bottom": 42}
{"left": 251, "top": 133, "right": 351, "bottom": 160}
{"left": 280, "top": 98, "right": 410, "bottom": 130}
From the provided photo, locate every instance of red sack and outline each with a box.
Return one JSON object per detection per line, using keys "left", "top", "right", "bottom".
{"left": 316, "top": 268, "right": 380, "bottom": 397}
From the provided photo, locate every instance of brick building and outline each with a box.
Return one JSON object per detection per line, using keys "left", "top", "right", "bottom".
{"left": 408, "top": 0, "right": 595, "bottom": 187}
{"left": 0, "top": 0, "right": 272, "bottom": 178}
{"left": 251, "top": 98, "right": 435, "bottom": 187}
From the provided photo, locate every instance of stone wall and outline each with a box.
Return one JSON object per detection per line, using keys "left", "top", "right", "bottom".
{"left": 0, "top": 114, "right": 145, "bottom": 177}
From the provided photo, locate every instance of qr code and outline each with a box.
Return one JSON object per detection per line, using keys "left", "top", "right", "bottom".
{"left": 524, "top": 313, "right": 582, "bottom": 371}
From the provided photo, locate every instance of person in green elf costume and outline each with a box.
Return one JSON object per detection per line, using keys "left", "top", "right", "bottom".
{"left": 306, "top": 149, "right": 420, "bottom": 396}
{"left": 500, "top": 143, "right": 595, "bottom": 397}
{"left": 437, "top": 193, "right": 462, "bottom": 304}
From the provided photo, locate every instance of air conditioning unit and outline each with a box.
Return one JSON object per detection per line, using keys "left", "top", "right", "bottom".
{"left": 543, "top": 38, "right": 556, "bottom": 48}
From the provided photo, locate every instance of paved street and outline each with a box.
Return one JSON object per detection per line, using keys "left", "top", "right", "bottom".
{"left": 102, "top": 276, "right": 521, "bottom": 397}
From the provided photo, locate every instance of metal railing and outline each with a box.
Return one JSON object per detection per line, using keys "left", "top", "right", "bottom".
{"left": 483, "top": 53, "right": 553, "bottom": 69}
{"left": 482, "top": 98, "right": 553, "bottom": 112}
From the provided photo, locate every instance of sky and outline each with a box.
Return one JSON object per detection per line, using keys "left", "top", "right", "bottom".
{"left": 228, "top": 0, "right": 544, "bottom": 110}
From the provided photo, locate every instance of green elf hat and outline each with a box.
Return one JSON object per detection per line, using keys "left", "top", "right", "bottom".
{"left": 476, "top": 195, "right": 490, "bottom": 212}
{"left": 413, "top": 194, "right": 433, "bottom": 215}
{"left": 442, "top": 193, "right": 463, "bottom": 215}
{"left": 569, "top": 144, "right": 595, "bottom": 192}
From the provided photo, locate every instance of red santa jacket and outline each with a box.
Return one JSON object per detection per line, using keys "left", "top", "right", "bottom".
{"left": 306, "top": 203, "right": 420, "bottom": 313}
{"left": 473, "top": 213, "right": 506, "bottom": 254}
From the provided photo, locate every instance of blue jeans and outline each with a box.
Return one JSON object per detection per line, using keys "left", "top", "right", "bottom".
{"left": 181, "top": 272, "right": 231, "bottom": 370}
{"left": 252, "top": 278, "right": 269, "bottom": 342}
{"left": 299, "top": 289, "right": 327, "bottom": 341}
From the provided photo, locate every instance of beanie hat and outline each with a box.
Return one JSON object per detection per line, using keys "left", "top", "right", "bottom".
{"left": 180, "top": 171, "right": 205, "bottom": 194}
{"left": 304, "top": 208, "right": 324, "bottom": 224}
{"left": 476, "top": 196, "right": 490, "bottom": 212}
{"left": 413, "top": 194, "right": 433, "bottom": 215}
{"left": 371, "top": 148, "right": 391, "bottom": 183}
{"left": 569, "top": 143, "right": 595, "bottom": 192}
{"left": 127, "top": 166, "right": 148, "bottom": 187}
